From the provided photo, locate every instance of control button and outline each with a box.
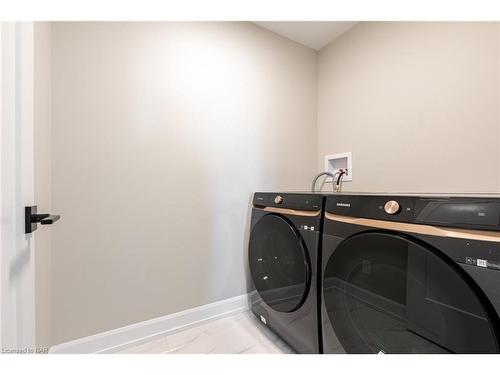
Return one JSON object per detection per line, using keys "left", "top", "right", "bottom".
{"left": 384, "top": 200, "right": 400, "bottom": 215}
{"left": 274, "top": 195, "right": 284, "bottom": 204}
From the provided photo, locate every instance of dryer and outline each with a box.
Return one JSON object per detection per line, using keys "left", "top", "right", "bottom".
{"left": 249, "top": 192, "right": 325, "bottom": 354}
{"left": 321, "top": 193, "right": 500, "bottom": 354}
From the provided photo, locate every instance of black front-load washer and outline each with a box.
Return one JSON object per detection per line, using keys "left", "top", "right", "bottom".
{"left": 321, "top": 193, "right": 500, "bottom": 354}
{"left": 249, "top": 192, "right": 325, "bottom": 354}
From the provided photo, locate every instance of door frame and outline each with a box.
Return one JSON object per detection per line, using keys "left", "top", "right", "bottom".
{"left": 0, "top": 21, "right": 36, "bottom": 352}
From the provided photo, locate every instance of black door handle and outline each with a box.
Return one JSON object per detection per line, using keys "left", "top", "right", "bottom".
{"left": 25, "top": 206, "right": 61, "bottom": 234}
{"left": 32, "top": 213, "right": 61, "bottom": 225}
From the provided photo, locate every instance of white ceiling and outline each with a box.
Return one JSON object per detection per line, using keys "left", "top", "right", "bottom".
{"left": 253, "top": 22, "right": 358, "bottom": 51}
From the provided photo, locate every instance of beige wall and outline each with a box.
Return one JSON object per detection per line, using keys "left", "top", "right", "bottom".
{"left": 33, "top": 22, "right": 52, "bottom": 348}
{"left": 50, "top": 22, "right": 317, "bottom": 344}
{"left": 317, "top": 22, "right": 500, "bottom": 193}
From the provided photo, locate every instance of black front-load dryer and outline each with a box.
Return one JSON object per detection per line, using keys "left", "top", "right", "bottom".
{"left": 249, "top": 192, "right": 325, "bottom": 354}
{"left": 321, "top": 194, "right": 500, "bottom": 354}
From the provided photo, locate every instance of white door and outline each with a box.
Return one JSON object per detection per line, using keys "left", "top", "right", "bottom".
{"left": 0, "top": 22, "right": 36, "bottom": 352}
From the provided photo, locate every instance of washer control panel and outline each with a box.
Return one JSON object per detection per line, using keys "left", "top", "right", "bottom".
{"left": 253, "top": 192, "right": 324, "bottom": 211}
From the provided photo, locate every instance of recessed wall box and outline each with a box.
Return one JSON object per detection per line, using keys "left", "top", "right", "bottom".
{"left": 324, "top": 152, "right": 352, "bottom": 182}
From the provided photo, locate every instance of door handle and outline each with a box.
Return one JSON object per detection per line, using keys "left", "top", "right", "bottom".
{"left": 32, "top": 213, "right": 61, "bottom": 225}
{"left": 25, "top": 206, "right": 61, "bottom": 234}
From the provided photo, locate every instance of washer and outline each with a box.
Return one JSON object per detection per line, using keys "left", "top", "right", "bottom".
{"left": 248, "top": 192, "right": 325, "bottom": 353}
{"left": 321, "top": 193, "right": 500, "bottom": 354}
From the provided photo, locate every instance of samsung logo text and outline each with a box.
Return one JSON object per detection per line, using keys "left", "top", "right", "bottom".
{"left": 336, "top": 203, "right": 351, "bottom": 207}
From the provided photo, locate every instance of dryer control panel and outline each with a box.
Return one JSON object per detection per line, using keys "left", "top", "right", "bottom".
{"left": 326, "top": 194, "right": 500, "bottom": 231}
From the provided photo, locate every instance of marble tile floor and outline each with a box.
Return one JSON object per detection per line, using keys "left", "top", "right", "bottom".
{"left": 115, "top": 310, "right": 295, "bottom": 354}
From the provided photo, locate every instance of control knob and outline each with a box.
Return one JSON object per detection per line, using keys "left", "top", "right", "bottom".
{"left": 384, "top": 200, "right": 400, "bottom": 215}
{"left": 274, "top": 195, "right": 284, "bottom": 205}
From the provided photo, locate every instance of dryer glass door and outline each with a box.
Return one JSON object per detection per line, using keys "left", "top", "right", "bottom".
{"left": 249, "top": 214, "right": 310, "bottom": 313}
{"left": 323, "top": 231, "right": 499, "bottom": 353}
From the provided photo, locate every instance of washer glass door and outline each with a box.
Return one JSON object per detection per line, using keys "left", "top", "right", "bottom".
{"left": 323, "top": 231, "right": 499, "bottom": 353}
{"left": 249, "top": 214, "right": 310, "bottom": 313}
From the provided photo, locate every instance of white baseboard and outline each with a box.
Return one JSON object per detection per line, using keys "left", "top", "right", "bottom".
{"left": 49, "top": 293, "right": 250, "bottom": 354}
